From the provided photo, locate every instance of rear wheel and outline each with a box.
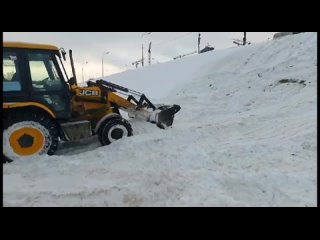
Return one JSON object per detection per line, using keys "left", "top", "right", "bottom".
{"left": 3, "top": 111, "right": 59, "bottom": 162}
{"left": 98, "top": 117, "right": 133, "bottom": 146}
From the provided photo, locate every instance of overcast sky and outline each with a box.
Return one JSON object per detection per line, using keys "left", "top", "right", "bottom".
{"left": 3, "top": 32, "right": 276, "bottom": 82}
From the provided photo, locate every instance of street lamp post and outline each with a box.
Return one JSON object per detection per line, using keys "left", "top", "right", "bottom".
{"left": 102, "top": 52, "right": 110, "bottom": 77}
{"left": 141, "top": 32, "right": 152, "bottom": 67}
{"left": 82, "top": 61, "right": 88, "bottom": 83}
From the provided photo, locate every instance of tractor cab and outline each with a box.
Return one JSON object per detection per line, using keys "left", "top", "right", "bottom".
{"left": 3, "top": 42, "right": 71, "bottom": 119}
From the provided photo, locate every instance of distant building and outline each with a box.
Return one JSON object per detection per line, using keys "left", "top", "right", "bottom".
{"left": 200, "top": 44, "right": 215, "bottom": 54}
{"left": 273, "top": 32, "right": 305, "bottom": 39}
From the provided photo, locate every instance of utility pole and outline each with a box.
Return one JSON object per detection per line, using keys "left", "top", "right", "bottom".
{"left": 148, "top": 42, "right": 152, "bottom": 65}
{"left": 141, "top": 32, "right": 152, "bottom": 67}
{"left": 198, "top": 33, "right": 201, "bottom": 54}
{"left": 233, "top": 32, "right": 250, "bottom": 46}
{"left": 142, "top": 44, "right": 144, "bottom": 67}
{"left": 243, "top": 32, "right": 247, "bottom": 45}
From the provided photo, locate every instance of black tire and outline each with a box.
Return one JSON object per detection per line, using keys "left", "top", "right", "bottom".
{"left": 98, "top": 117, "right": 133, "bottom": 146}
{"left": 97, "top": 115, "right": 123, "bottom": 144}
{"left": 3, "top": 111, "right": 59, "bottom": 162}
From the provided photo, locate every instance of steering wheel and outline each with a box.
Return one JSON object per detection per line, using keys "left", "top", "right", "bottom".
{"left": 43, "top": 78, "right": 62, "bottom": 91}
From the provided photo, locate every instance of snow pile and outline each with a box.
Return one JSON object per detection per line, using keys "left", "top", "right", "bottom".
{"left": 3, "top": 32, "right": 317, "bottom": 207}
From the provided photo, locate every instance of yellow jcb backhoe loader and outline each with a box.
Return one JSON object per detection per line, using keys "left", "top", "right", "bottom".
{"left": 3, "top": 42, "right": 181, "bottom": 162}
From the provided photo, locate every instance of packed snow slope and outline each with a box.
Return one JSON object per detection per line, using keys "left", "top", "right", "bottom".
{"left": 3, "top": 32, "right": 317, "bottom": 207}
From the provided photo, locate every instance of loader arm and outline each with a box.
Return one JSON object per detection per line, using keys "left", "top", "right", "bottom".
{"left": 108, "top": 91, "right": 157, "bottom": 122}
{"left": 92, "top": 79, "right": 181, "bottom": 129}
{"left": 108, "top": 92, "right": 137, "bottom": 109}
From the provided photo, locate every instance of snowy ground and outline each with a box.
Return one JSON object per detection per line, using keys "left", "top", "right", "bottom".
{"left": 3, "top": 32, "right": 317, "bottom": 207}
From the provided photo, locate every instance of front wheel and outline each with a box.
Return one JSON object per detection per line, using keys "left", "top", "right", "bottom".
{"left": 98, "top": 118, "right": 133, "bottom": 146}
{"left": 3, "top": 111, "right": 59, "bottom": 162}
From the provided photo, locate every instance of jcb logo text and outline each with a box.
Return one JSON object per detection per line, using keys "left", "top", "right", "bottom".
{"left": 79, "top": 90, "right": 99, "bottom": 96}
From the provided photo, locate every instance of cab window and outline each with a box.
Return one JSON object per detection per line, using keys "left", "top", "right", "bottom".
{"left": 3, "top": 52, "right": 22, "bottom": 92}
{"left": 28, "top": 53, "right": 63, "bottom": 91}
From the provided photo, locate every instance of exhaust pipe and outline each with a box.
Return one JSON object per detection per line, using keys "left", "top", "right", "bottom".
{"left": 69, "top": 49, "right": 78, "bottom": 86}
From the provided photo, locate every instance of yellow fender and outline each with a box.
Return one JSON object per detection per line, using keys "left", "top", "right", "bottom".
{"left": 3, "top": 102, "right": 56, "bottom": 119}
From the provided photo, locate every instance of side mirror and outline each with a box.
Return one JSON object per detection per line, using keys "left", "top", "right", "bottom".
{"left": 68, "top": 77, "right": 77, "bottom": 85}
{"left": 60, "top": 48, "right": 67, "bottom": 61}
